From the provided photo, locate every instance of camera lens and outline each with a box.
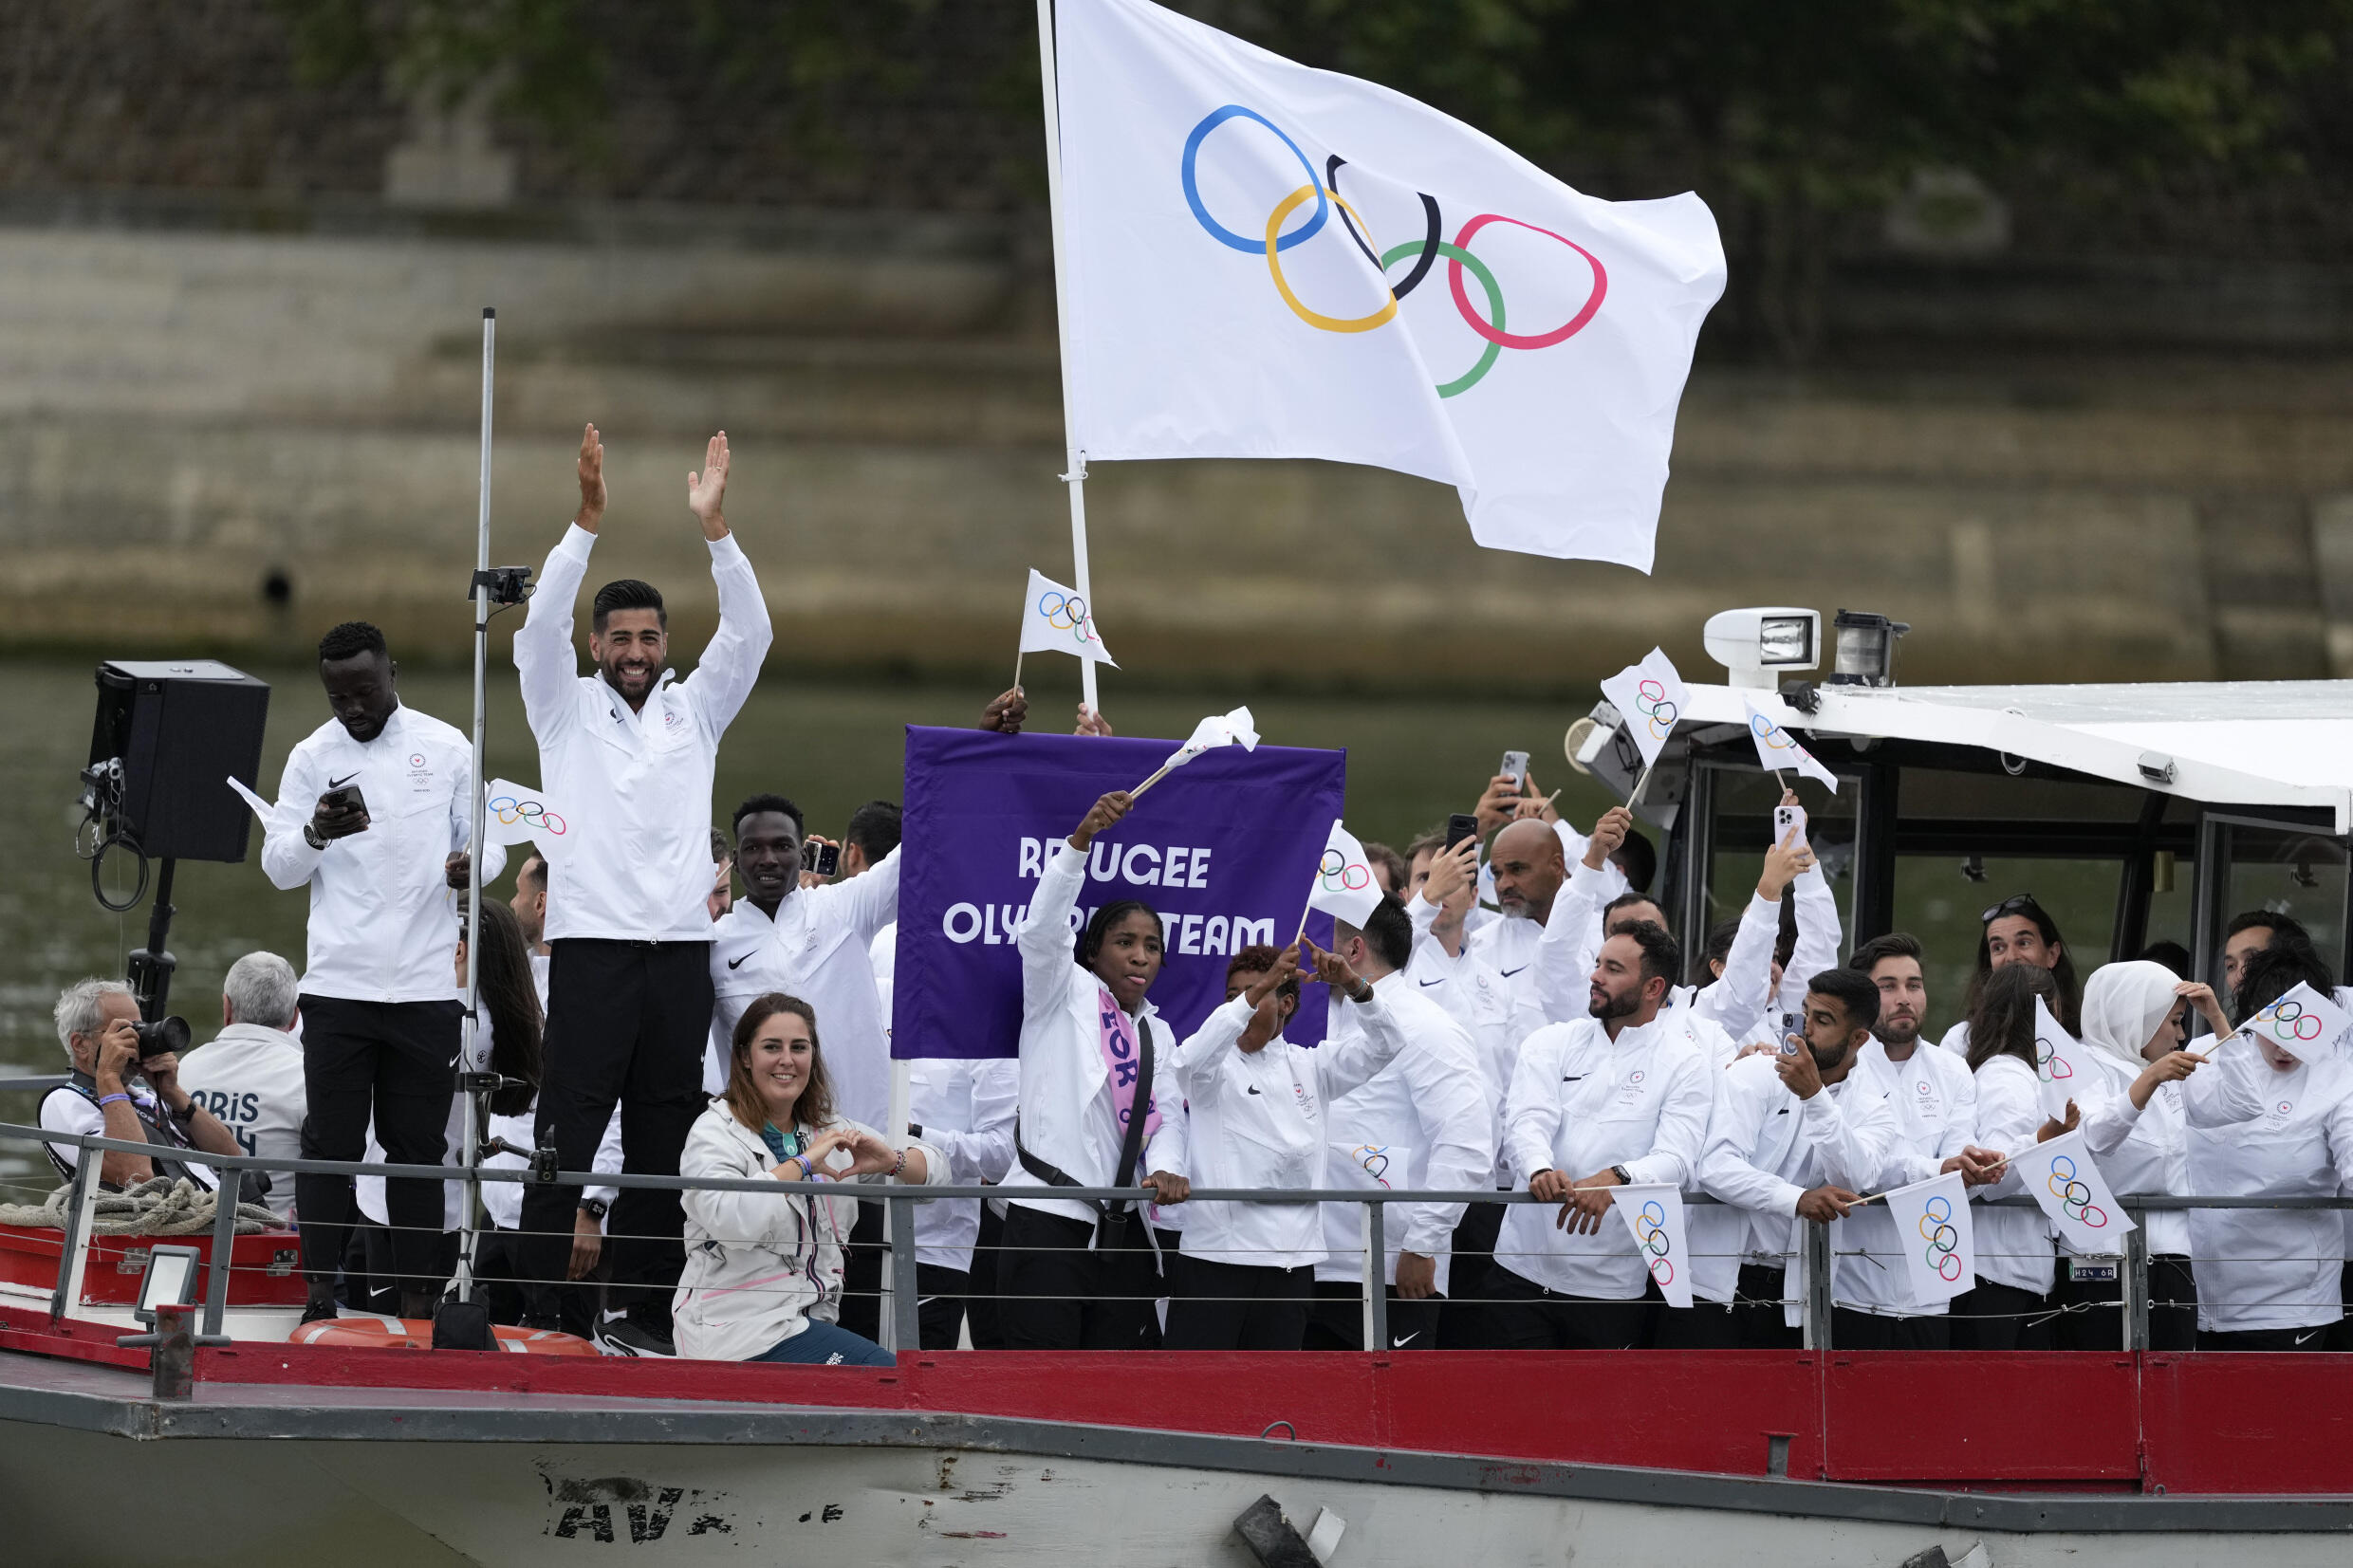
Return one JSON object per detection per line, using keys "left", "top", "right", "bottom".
{"left": 135, "top": 1015, "right": 192, "bottom": 1056}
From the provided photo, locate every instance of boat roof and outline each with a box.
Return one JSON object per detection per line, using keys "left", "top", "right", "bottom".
{"left": 1693, "top": 678, "right": 2353, "bottom": 832}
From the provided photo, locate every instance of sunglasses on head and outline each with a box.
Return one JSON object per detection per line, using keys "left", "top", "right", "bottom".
{"left": 1980, "top": 894, "right": 2040, "bottom": 925}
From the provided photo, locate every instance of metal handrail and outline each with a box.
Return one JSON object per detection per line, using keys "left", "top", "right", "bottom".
{"left": 8, "top": 1118, "right": 2348, "bottom": 1355}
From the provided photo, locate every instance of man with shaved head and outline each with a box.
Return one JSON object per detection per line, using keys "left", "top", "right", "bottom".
{"left": 1466, "top": 817, "right": 1569, "bottom": 1047}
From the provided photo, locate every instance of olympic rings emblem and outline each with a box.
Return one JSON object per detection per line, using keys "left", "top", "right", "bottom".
{"left": 1351, "top": 1144, "right": 1394, "bottom": 1190}
{"left": 1750, "top": 712, "right": 1797, "bottom": 751}
{"left": 1035, "top": 590, "right": 1103, "bottom": 650}
{"left": 1319, "top": 848, "right": 1372, "bottom": 894}
{"left": 2257, "top": 1000, "right": 2325, "bottom": 1042}
{"left": 1635, "top": 1198, "right": 1675, "bottom": 1287}
{"left": 1919, "top": 1194, "right": 1964, "bottom": 1282}
{"left": 1634, "top": 678, "right": 1679, "bottom": 742}
{"left": 1181, "top": 105, "right": 1606, "bottom": 398}
{"left": 487, "top": 794, "right": 567, "bottom": 838}
{"left": 2045, "top": 1154, "right": 2107, "bottom": 1229}
{"left": 2034, "top": 1034, "right": 2073, "bottom": 1081}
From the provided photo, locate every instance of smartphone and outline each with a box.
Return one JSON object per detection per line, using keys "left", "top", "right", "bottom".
{"left": 1443, "top": 813, "right": 1479, "bottom": 852}
{"left": 321, "top": 784, "right": 367, "bottom": 816}
{"left": 1773, "top": 802, "right": 1806, "bottom": 848}
{"left": 1777, "top": 1010, "right": 1803, "bottom": 1056}
{"left": 1500, "top": 750, "right": 1530, "bottom": 792}
{"left": 801, "top": 839, "right": 841, "bottom": 877}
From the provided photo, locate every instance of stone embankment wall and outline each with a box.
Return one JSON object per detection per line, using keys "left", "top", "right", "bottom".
{"left": 2, "top": 194, "right": 2348, "bottom": 694}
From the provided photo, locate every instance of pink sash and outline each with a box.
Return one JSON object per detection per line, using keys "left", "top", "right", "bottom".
{"left": 1098, "top": 986, "right": 1161, "bottom": 1146}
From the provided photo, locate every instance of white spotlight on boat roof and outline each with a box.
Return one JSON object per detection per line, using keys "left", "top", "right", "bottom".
{"left": 1702, "top": 607, "right": 1821, "bottom": 691}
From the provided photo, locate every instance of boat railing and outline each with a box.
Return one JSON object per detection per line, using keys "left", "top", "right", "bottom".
{"left": 3, "top": 1116, "right": 2345, "bottom": 1356}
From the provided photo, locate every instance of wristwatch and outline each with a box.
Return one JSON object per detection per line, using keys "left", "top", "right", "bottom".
{"left": 303, "top": 821, "right": 327, "bottom": 850}
{"left": 577, "top": 1198, "right": 608, "bottom": 1222}
{"left": 1346, "top": 981, "right": 1375, "bottom": 1004}
{"left": 1609, "top": 1165, "right": 1634, "bottom": 1185}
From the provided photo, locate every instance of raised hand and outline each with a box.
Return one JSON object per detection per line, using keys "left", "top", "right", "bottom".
{"left": 1583, "top": 805, "right": 1632, "bottom": 871}
{"left": 686, "top": 431, "right": 731, "bottom": 541}
{"left": 980, "top": 687, "right": 1028, "bottom": 734}
{"left": 1758, "top": 802, "right": 1816, "bottom": 898}
{"left": 1074, "top": 703, "right": 1115, "bottom": 737}
{"left": 576, "top": 423, "right": 606, "bottom": 532}
{"left": 1473, "top": 773, "right": 1524, "bottom": 838}
{"left": 1302, "top": 936, "right": 1367, "bottom": 998}
{"left": 1069, "top": 790, "right": 1133, "bottom": 851}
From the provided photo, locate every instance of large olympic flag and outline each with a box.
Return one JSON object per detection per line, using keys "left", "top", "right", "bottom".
{"left": 1052, "top": 0, "right": 1726, "bottom": 569}
{"left": 895, "top": 727, "right": 1347, "bottom": 1060}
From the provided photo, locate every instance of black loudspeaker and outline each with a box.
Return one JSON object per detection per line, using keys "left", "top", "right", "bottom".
{"left": 89, "top": 660, "right": 271, "bottom": 863}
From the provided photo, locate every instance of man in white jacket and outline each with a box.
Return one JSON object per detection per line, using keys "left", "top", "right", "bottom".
{"left": 1492, "top": 923, "right": 1713, "bottom": 1350}
{"left": 261, "top": 618, "right": 497, "bottom": 1323}
{"left": 1306, "top": 897, "right": 1494, "bottom": 1352}
{"left": 511, "top": 424, "right": 773, "bottom": 1356}
{"left": 1677, "top": 967, "right": 1896, "bottom": 1347}
{"left": 1835, "top": 932, "right": 1979, "bottom": 1348}
{"left": 176, "top": 952, "right": 308, "bottom": 1223}
{"left": 1165, "top": 939, "right": 1407, "bottom": 1349}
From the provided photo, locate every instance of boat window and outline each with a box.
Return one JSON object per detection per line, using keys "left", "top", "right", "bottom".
{"left": 2212, "top": 822, "right": 2347, "bottom": 983}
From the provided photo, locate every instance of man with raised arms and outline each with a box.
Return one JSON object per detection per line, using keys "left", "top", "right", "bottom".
{"left": 510, "top": 423, "right": 773, "bottom": 1356}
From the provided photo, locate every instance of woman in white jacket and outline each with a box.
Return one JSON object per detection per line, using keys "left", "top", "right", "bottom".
{"left": 673, "top": 992, "right": 945, "bottom": 1365}
{"left": 2059, "top": 961, "right": 2209, "bottom": 1350}
{"left": 1952, "top": 964, "right": 2061, "bottom": 1349}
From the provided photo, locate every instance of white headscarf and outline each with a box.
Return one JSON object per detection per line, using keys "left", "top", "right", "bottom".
{"left": 2080, "top": 960, "right": 2179, "bottom": 1067}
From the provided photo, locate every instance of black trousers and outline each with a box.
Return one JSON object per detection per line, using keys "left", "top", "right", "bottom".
{"left": 519, "top": 939, "right": 713, "bottom": 1326}
{"left": 965, "top": 1203, "right": 1008, "bottom": 1349}
{"left": 838, "top": 1202, "right": 885, "bottom": 1342}
{"left": 2050, "top": 1256, "right": 2200, "bottom": 1352}
{"left": 296, "top": 995, "right": 462, "bottom": 1296}
{"left": 1302, "top": 1279, "right": 1443, "bottom": 1352}
{"left": 359, "top": 1225, "right": 458, "bottom": 1318}
{"left": 994, "top": 1203, "right": 1165, "bottom": 1350}
{"left": 1163, "top": 1257, "right": 1315, "bottom": 1350}
{"left": 916, "top": 1263, "right": 971, "bottom": 1351}
{"left": 1832, "top": 1307, "right": 1952, "bottom": 1351}
{"left": 1655, "top": 1264, "right": 1798, "bottom": 1348}
{"left": 1438, "top": 1200, "right": 1507, "bottom": 1349}
{"left": 476, "top": 1224, "right": 603, "bottom": 1338}
{"left": 1486, "top": 1266, "right": 1658, "bottom": 1350}
{"left": 1948, "top": 1281, "right": 2057, "bottom": 1350}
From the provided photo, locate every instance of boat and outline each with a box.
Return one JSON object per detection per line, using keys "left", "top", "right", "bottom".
{"left": 5, "top": 607, "right": 2352, "bottom": 1565}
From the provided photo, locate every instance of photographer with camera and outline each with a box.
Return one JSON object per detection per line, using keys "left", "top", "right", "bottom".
{"left": 262, "top": 619, "right": 499, "bottom": 1325}
{"left": 708, "top": 794, "right": 900, "bottom": 1338}
{"left": 40, "top": 978, "right": 239, "bottom": 1190}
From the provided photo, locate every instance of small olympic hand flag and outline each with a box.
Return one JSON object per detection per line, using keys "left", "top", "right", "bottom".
{"left": 1612, "top": 1184, "right": 1692, "bottom": 1309}
{"left": 2009, "top": 1128, "right": 2134, "bottom": 1254}
{"left": 483, "top": 779, "right": 570, "bottom": 853}
{"left": 1018, "top": 567, "right": 1116, "bottom": 668}
{"left": 1131, "top": 707, "right": 1259, "bottom": 798}
{"left": 2246, "top": 982, "right": 2353, "bottom": 1064}
{"left": 1305, "top": 819, "right": 1384, "bottom": 931}
{"left": 1743, "top": 697, "right": 1841, "bottom": 793}
{"left": 1599, "top": 648, "right": 1687, "bottom": 772}
{"left": 2030, "top": 994, "right": 2092, "bottom": 1120}
{"left": 1881, "top": 1171, "right": 1974, "bottom": 1305}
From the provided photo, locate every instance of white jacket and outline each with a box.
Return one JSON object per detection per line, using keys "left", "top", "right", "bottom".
{"left": 673, "top": 1101, "right": 946, "bottom": 1362}
{"left": 999, "top": 839, "right": 1185, "bottom": 1233}
{"left": 1835, "top": 1039, "right": 1978, "bottom": 1316}
{"left": 2183, "top": 1031, "right": 2353, "bottom": 1333}
{"left": 1314, "top": 976, "right": 1494, "bottom": 1289}
{"left": 514, "top": 524, "right": 772, "bottom": 944}
{"left": 1691, "top": 1055, "right": 1895, "bottom": 1305}
{"left": 176, "top": 1023, "right": 307, "bottom": 1220}
{"left": 905, "top": 1057, "right": 1019, "bottom": 1272}
{"left": 1172, "top": 987, "right": 1408, "bottom": 1269}
{"left": 1401, "top": 928, "right": 1520, "bottom": 1186}
{"left": 2074, "top": 1046, "right": 2190, "bottom": 1259}
{"left": 708, "top": 850, "right": 900, "bottom": 1128}
{"left": 262, "top": 705, "right": 501, "bottom": 1003}
{"left": 1968, "top": 1054, "right": 2056, "bottom": 1295}
{"left": 1497, "top": 1008, "right": 1714, "bottom": 1299}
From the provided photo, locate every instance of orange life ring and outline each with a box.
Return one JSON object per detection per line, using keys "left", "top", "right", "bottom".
{"left": 289, "top": 1316, "right": 600, "bottom": 1355}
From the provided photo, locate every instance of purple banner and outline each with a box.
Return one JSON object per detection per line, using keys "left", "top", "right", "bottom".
{"left": 894, "top": 726, "right": 1348, "bottom": 1060}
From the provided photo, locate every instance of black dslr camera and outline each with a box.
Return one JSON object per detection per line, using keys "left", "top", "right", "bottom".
{"left": 133, "top": 1016, "right": 192, "bottom": 1060}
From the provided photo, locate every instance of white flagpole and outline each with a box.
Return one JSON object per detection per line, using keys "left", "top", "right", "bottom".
{"left": 454, "top": 305, "right": 494, "bottom": 1304}
{"left": 1035, "top": 0, "right": 1100, "bottom": 716}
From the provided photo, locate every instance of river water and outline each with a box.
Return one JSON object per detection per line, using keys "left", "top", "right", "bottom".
{"left": 0, "top": 655, "right": 1617, "bottom": 1182}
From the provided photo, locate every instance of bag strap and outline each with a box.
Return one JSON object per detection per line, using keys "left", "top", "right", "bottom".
{"left": 1012, "top": 1016, "right": 1159, "bottom": 1240}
